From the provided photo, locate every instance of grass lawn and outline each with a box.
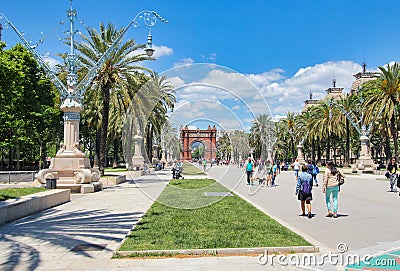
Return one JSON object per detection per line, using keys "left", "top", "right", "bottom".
{"left": 181, "top": 162, "right": 206, "bottom": 175}
{"left": 0, "top": 187, "right": 46, "bottom": 202}
{"left": 104, "top": 167, "right": 127, "bottom": 172}
{"left": 118, "top": 179, "right": 310, "bottom": 254}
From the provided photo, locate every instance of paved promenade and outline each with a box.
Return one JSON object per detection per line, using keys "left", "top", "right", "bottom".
{"left": 206, "top": 165, "right": 400, "bottom": 253}
{"left": 0, "top": 166, "right": 399, "bottom": 270}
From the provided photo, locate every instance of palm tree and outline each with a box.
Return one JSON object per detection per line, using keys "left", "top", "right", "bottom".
{"left": 334, "top": 95, "right": 359, "bottom": 167}
{"left": 281, "top": 112, "right": 297, "bottom": 160}
{"left": 139, "top": 72, "right": 175, "bottom": 161}
{"left": 363, "top": 63, "right": 400, "bottom": 160}
{"left": 308, "top": 100, "right": 340, "bottom": 162}
{"left": 296, "top": 110, "right": 314, "bottom": 161}
{"left": 160, "top": 120, "right": 179, "bottom": 161}
{"left": 250, "top": 114, "right": 274, "bottom": 160}
{"left": 274, "top": 121, "right": 291, "bottom": 161}
{"left": 76, "top": 22, "right": 151, "bottom": 175}
{"left": 230, "top": 130, "right": 250, "bottom": 162}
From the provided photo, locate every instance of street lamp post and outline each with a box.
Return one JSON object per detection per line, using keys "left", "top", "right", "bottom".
{"left": 0, "top": 1, "right": 167, "bottom": 192}
{"left": 325, "top": 99, "right": 375, "bottom": 172}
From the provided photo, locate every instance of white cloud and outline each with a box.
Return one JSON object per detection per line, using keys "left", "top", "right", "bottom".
{"left": 201, "top": 53, "right": 217, "bottom": 62}
{"left": 42, "top": 53, "right": 61, "bottom": 71}
{"left": 174, "top": 57, "right": 194, "bottom": 67}
{"left": 166, "top": 61, "right": 364, "bottom": 132}
{"left": 232, "top": 105, "right": 241, "bottom": 111}
{"left": 152, "top": 45, "right": 173, "bottom": 58}
{"left": 168, "top": 76, "right": 185, "bottom": 89}
{"left": 259, "top": 61, "right": 362, "bottom": 115}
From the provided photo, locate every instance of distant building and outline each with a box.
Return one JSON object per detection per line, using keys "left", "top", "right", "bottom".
{"left": 349, "top": 63, "right": 377, "bottom": 95}
{"left": 302, "top": 91, "right": 320, "bottom": 113}
{"left": 302, "top": 77, "right": 344, "bottom": 112}
{"left": 325, "top": 77, "right": 344, "bottom": 100}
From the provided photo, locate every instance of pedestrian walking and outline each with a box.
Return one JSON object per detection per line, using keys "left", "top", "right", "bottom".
{"left": 295, "top": 165, "right": 313, "bottom": 218}
{"left": 292, "top": 158, "right": 300, "bottom": 180}
{"left": 245, "top": 157, "right": 254, "bottom": 185}
{"left": 307, "top": 160, "right": 319, "bottom": 187}
{"left": 323, "top": 161, "right": 344, "bottom": 218}
{"left": 271, "top": 162, "right": 278, "bottom": 187}
{"left": 387, "top": 157, "right": 398, "bottom": 192}
{"left": 265, "top": 160, "right": 273, "bottom": 187}
{"left": 202, "top": 159, "right": 207, "bottom": 172}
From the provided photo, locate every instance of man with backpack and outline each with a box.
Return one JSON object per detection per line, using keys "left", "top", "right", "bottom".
{"left": 296, "top": 165, "right": 313, "bottom": 218}
{"left": 245, "top": 157, "right": 254, "bottom": 185}
{"left": 307, "top": 160, "right": 319, "bottom": 187}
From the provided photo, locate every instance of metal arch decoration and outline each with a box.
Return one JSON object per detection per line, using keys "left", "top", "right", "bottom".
{"left": 0, "top": 12, "right": 69, "bottom": 98}
{"left": 0, "top": 1, "right": 168, "bottom": 107}
{"left": 324, "top": 98, "right": 372, "bottom": 138}
{"left": 73, "top": 10, "right": 168, "bottom": 103}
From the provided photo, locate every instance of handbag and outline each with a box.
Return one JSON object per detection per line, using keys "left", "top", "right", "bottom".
{"left": 337, "top": 173, "right": 345, "bottom": 186}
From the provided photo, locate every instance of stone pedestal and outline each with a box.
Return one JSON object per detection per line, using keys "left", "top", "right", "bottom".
{"left": 267, "top": 148, "right": 272, "bottom": 162}
{"left": 152, "top": 144, "right": 160, "bottom": 166}
{"left": 296, "top": 143, "right": 306, "bottom": 164}
{"left": 36, "top": 101, "right": 101, "bottom": 193}
{"left": 160, "top": 148, "right": 167, "bottom": 168}
{"left": 132, "top": 134, "right": 145, "bottom": 170}
{"left": 354, "top": 135, "right": 376, "bottom": 172}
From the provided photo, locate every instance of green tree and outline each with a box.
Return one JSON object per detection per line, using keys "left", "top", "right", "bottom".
{"left": 250, "top": 114, "right": 274, "bottom": 160}
{"left": 76, "top": 22, "right": 152, "bottom": 175}
{"left": 363, "top": 63, "right": 400, "bottom": 160}
{"left": 0, "top": 42, "right": 59, "bottom": 170}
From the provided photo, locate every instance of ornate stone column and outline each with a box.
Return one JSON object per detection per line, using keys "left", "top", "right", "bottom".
{"left": 132, "top": 134, "right": 144, "bottom": 170}
{"left": 160, "top": 147, "right": 167, "bottom": 168}
{"left": 356, "top": 135, "right": 375, "bottom": 170}
{"left": 296, "top": 142, "right": 305, "bottom": 164}
{"left": 267, "top": 147, "right": 272, "bottom": 162}
{"left": 152, "top": 144, "right": 160, "bottom": 166}
{"left": 36, "top": 99, "right": 100, "bottom": 193}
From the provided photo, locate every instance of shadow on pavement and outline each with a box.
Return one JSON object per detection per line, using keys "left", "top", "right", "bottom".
{"left": 0, "top": 208, "right": 143, "bottom": 271}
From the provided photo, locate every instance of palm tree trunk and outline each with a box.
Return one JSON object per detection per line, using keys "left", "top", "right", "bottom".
{"left": 99, "top": 84, "right": 111, "bottom": 176}
{"left": 146, "top": 123, "right": 153, "bottom": 163}
{"left": 317, "top": 141, "right": 322, "bottom": 163}
{"left": 94, "top": 128, "right": 100, "bottom": 168}
{"left": 326, "top": 134, "right": 331, "bottom": 161}
{"left": 384, "top": 134, "right": 392, "bottom": 164}
{"left": 391, "top": 115, "right": 399, "bottom": 159}
{"left": 344, "top": 119, "right": 350, "bottom": 167}
{"left": 311, "top": 139, "right": 315, "bottom": 162}
{"left": 291, "top": 137, "right": 295, "bottom": 160}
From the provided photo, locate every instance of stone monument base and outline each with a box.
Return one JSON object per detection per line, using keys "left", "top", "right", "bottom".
{"left": 352, "top": 157, "right": 377, "bottom": 174}
{"left": 132, "top": 155, "right": 144, "bottom": 171}
{"left": 37, "top": 155, "right": 101, "bottom": 194}
{"left": 56, "top": 182, "right": 103, "bottom": 194}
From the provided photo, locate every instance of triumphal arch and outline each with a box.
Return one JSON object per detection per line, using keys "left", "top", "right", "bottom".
{"left": 180, "top": 125, "right": 217, "bottom": 161}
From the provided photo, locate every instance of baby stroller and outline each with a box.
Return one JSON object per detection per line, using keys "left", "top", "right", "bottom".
{"left": 172, "top": 167, "right": 184, "bottom": 179}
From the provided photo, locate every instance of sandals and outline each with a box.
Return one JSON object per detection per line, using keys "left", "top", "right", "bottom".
{"left": 326, "top": 212, "right": 333, "bottom": 217}
{"left": 333, "top": 213, "right": 338, "bottom": 218}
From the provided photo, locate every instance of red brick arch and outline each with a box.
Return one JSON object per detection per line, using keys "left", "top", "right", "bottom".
{"left": 180, "top": 125, "right": 217, "bottom": 161}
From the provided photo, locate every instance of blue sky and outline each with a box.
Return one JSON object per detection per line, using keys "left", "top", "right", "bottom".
{"left": 1, "top": 0, "right": 399, "bottom": 130}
